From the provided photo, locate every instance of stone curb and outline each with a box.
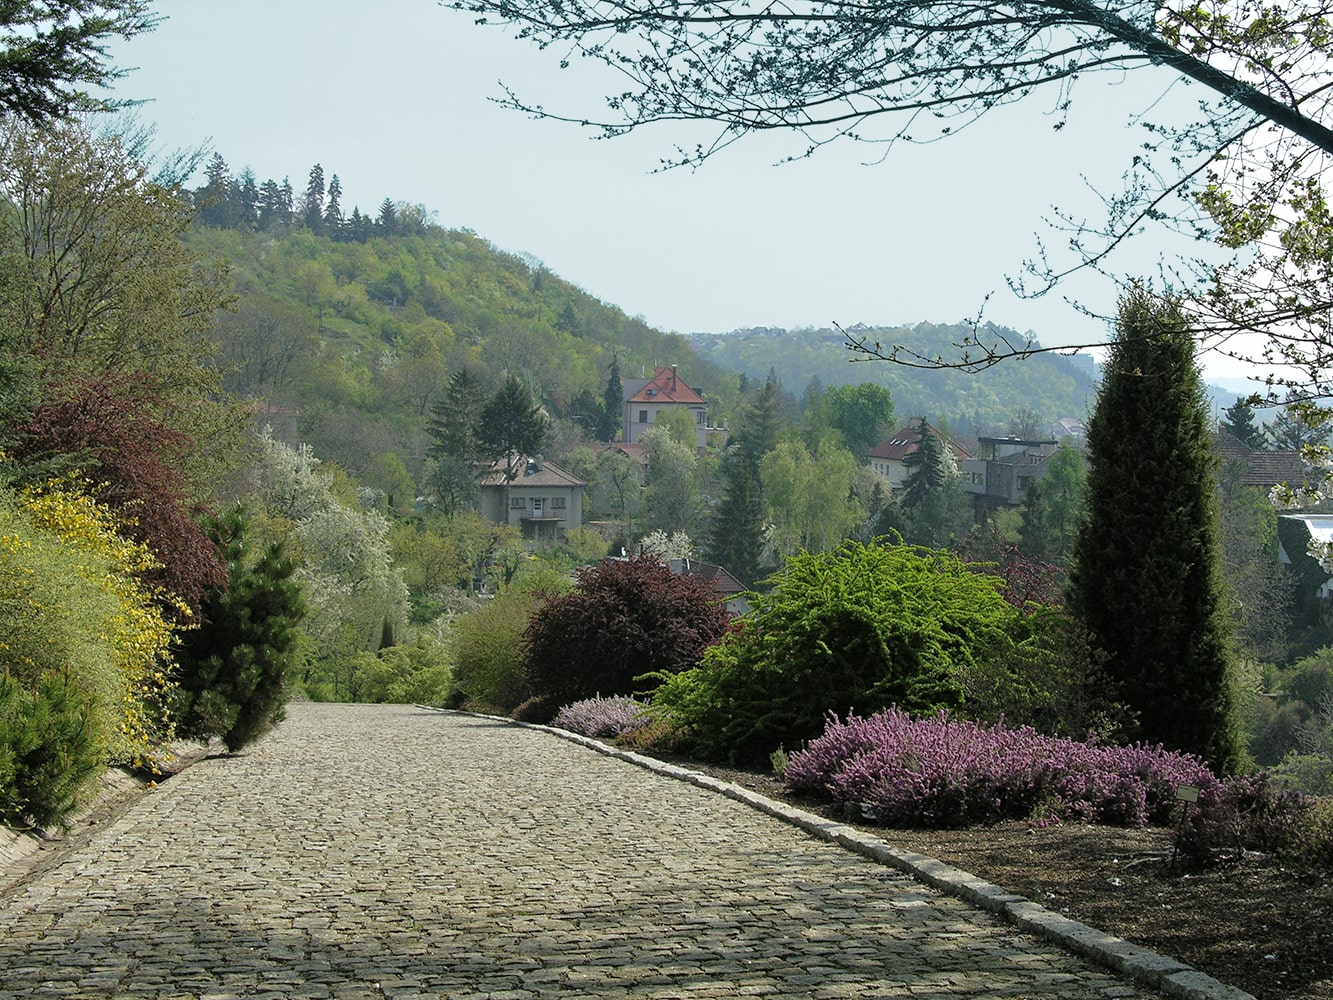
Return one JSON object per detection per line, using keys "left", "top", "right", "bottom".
{"left": 444, "top": 709, "right": 1256, "bottom": 1000}
{"left": 1, "top": 742, "right": 213, "bottom": 902}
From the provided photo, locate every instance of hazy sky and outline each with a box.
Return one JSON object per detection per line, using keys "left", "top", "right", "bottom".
{"left": 104, "top": 0, "right": 1247, "bottom": 378}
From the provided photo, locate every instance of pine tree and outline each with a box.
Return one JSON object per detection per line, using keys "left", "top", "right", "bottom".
{"left": 897, "top": 418, "right": 971, "bottom": 549}
{"left": 347, "top": 206, "right": 372, "bottom": 242}
{"left": 709, "top": 450, "right": 765, "bottom": 584}
{"left": 736, "top": 373, "right": 784, "bottom": 461}
{"left": 173, "top": 508, "right": 306, "bottom": 753}
{"left": 1221, "top": 396, "right": 1268, "bottom": 449}
{"left": 196, "top": 152, "right": 234, "bottom": 228}
{"left": 277, "top": 177, "right": 294, "bottom": 226}
{"left": 236, "top": 168, "right": 259, "bottom": 230}
{"left": 1068, "top": 288, "right": 1242, "bottom": 771}
{"left": 477, "top": 375, "right": 548, "bottom": 467}
{"left": 426, "top": 367, "right": 489, "bottom": 463}
{"left": 257, "top": 178, "right": 281, "bottom": 230}
{"left": 900, "top": 418, "right": 946, "bottom": 508}
{"left": 324, "top": 174, "right": 343, "bottom": 235}
{"left": 302, "top": 163, "right": 325, "bottom": 233}
{"left": 377, "top": 197, "right": 397, "bottom": 233}
{"left": 707, "top": 374, "right": 783, "bottom": 581}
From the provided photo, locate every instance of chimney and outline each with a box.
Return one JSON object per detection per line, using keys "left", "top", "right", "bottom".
{"left": 671, "top": 364, "right": 678, "bottom": 391}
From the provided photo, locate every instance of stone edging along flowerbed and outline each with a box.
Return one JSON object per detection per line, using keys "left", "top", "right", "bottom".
{"left": 461, "top": 708, "right": 1256, "bottom": 1000}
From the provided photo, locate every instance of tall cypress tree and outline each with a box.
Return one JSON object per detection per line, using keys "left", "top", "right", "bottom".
{"left": 1068, "top": 288, "right": 1242, "bottom": 772}
{"left": 707, "top": 374, "right": 783, "bottom": 583}
{"left": 598, "top": 355, "right": 623, "bottom": 443}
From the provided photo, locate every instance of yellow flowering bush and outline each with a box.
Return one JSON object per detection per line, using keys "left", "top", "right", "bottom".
{"left": 2, "top": 479, "right": 184, "bottom": 772}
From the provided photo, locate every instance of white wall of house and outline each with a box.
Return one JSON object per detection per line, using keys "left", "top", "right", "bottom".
{"left": 623, "top": 401, "right": 709, "bottom": 448}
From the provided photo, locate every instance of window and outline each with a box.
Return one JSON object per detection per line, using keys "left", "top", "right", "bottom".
{"left": 510, "top": 496, "right": 527, "bottom": 509}
{"left": 639, "top": 409, "right": 649, "bottom": 424}
{"left": 551, "top": 496, "right": 567, "bottom": 509}
{"left": 696, "top": 410, "right": 705, "bottom": 424}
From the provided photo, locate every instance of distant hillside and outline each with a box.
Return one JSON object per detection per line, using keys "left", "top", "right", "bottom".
{"left": 186, "top": 222, "right": 741, "bottom": 484}
{"left": 689, "top": 324, "right": 1099, "bottom": 435}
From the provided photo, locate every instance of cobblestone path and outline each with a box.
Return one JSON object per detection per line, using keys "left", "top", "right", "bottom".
{"left": 0, "top": 703, "right": 1156, "bottom": 999}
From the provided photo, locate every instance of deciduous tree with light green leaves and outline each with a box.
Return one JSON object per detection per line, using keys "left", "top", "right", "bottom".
{"left": 761, "top": 438, "right": 861, "bottom": 557}
{"left": 824, "top": 382, "right": 895, "bottom": 461}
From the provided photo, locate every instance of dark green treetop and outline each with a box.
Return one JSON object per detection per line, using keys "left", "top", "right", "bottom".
{"left": 477, "top": 374, "right": 548, "bottom": 468}
{"left": 1221, "top": 396, "right": 1268, "bottom": 450}
{"left": 0, "top": 2, "right": 157, "bottom": 125}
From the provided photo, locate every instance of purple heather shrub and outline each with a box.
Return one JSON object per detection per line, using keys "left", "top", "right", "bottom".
{"left": 552, "top": 696, "right": 653, "bottom": 739}
{"left": 1176, "top": 771, "right": 1313, "bottom": 865}
{"left": 785, "top": 707, "right": 1222, "bottom": 828}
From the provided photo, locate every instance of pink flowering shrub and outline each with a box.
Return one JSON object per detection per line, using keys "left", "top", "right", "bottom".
{"left": 784, "top": 707, "right": 1221, "bottom": 828}
{"left": 552, "top": 696, "right": 652, "bottom": 739}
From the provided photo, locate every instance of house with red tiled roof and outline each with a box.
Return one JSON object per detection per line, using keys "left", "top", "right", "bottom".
{"left": 622, "top": 365, "right": 711, "bottom": 448}
{"left": 867, "top": 424, "right": 971, "bottom": 492}
{"left": 478, "top": 454, "right": 585, "bottom": 543}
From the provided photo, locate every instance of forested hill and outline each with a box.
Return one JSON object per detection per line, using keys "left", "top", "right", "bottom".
{"left": 182, "top": 193, "right": 741, "bottom": 486}
{"left": 689, "top": 325, "right": 1098, "bottom": 436}
{"left": 187, "top": 156, "right": 1097, "bottom": 486}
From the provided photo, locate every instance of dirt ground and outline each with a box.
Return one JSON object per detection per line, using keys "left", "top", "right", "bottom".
{"left": 682, "top": 759, "right": 1333, "bottom": 1000}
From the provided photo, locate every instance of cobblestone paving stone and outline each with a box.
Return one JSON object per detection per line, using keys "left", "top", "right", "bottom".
{"left": 0, "top": 704, "right": 1159, "bottom": 999}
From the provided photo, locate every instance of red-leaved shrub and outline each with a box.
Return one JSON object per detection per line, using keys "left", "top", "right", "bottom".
{"left": 524, "top": 556, "right": 731, "bottom": 706}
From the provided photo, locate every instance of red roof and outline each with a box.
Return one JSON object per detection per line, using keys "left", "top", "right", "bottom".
{"left": 867, "top": 424, "right": 971, "bottom": 462}
{"left": 626, "top": 367, "right": 706, "bottom": 406}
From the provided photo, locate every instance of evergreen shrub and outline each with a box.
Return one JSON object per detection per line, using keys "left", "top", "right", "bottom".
{"left": 0, "top": 672, "right": 101, "bottom": 830}
{"left": 173, "top": 509, "right": 305, "bottom": 752}
{"left": 650, "top": 540, "right": 1018, "bottom": 763}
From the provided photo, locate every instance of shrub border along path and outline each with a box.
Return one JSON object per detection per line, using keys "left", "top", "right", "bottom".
{"left": 501, "top": 712, "right": 1256, "bottom": 1000}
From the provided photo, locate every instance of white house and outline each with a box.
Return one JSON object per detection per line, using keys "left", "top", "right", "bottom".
{"left": 622, "top": 365, "right": 711, "bottom": 448}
